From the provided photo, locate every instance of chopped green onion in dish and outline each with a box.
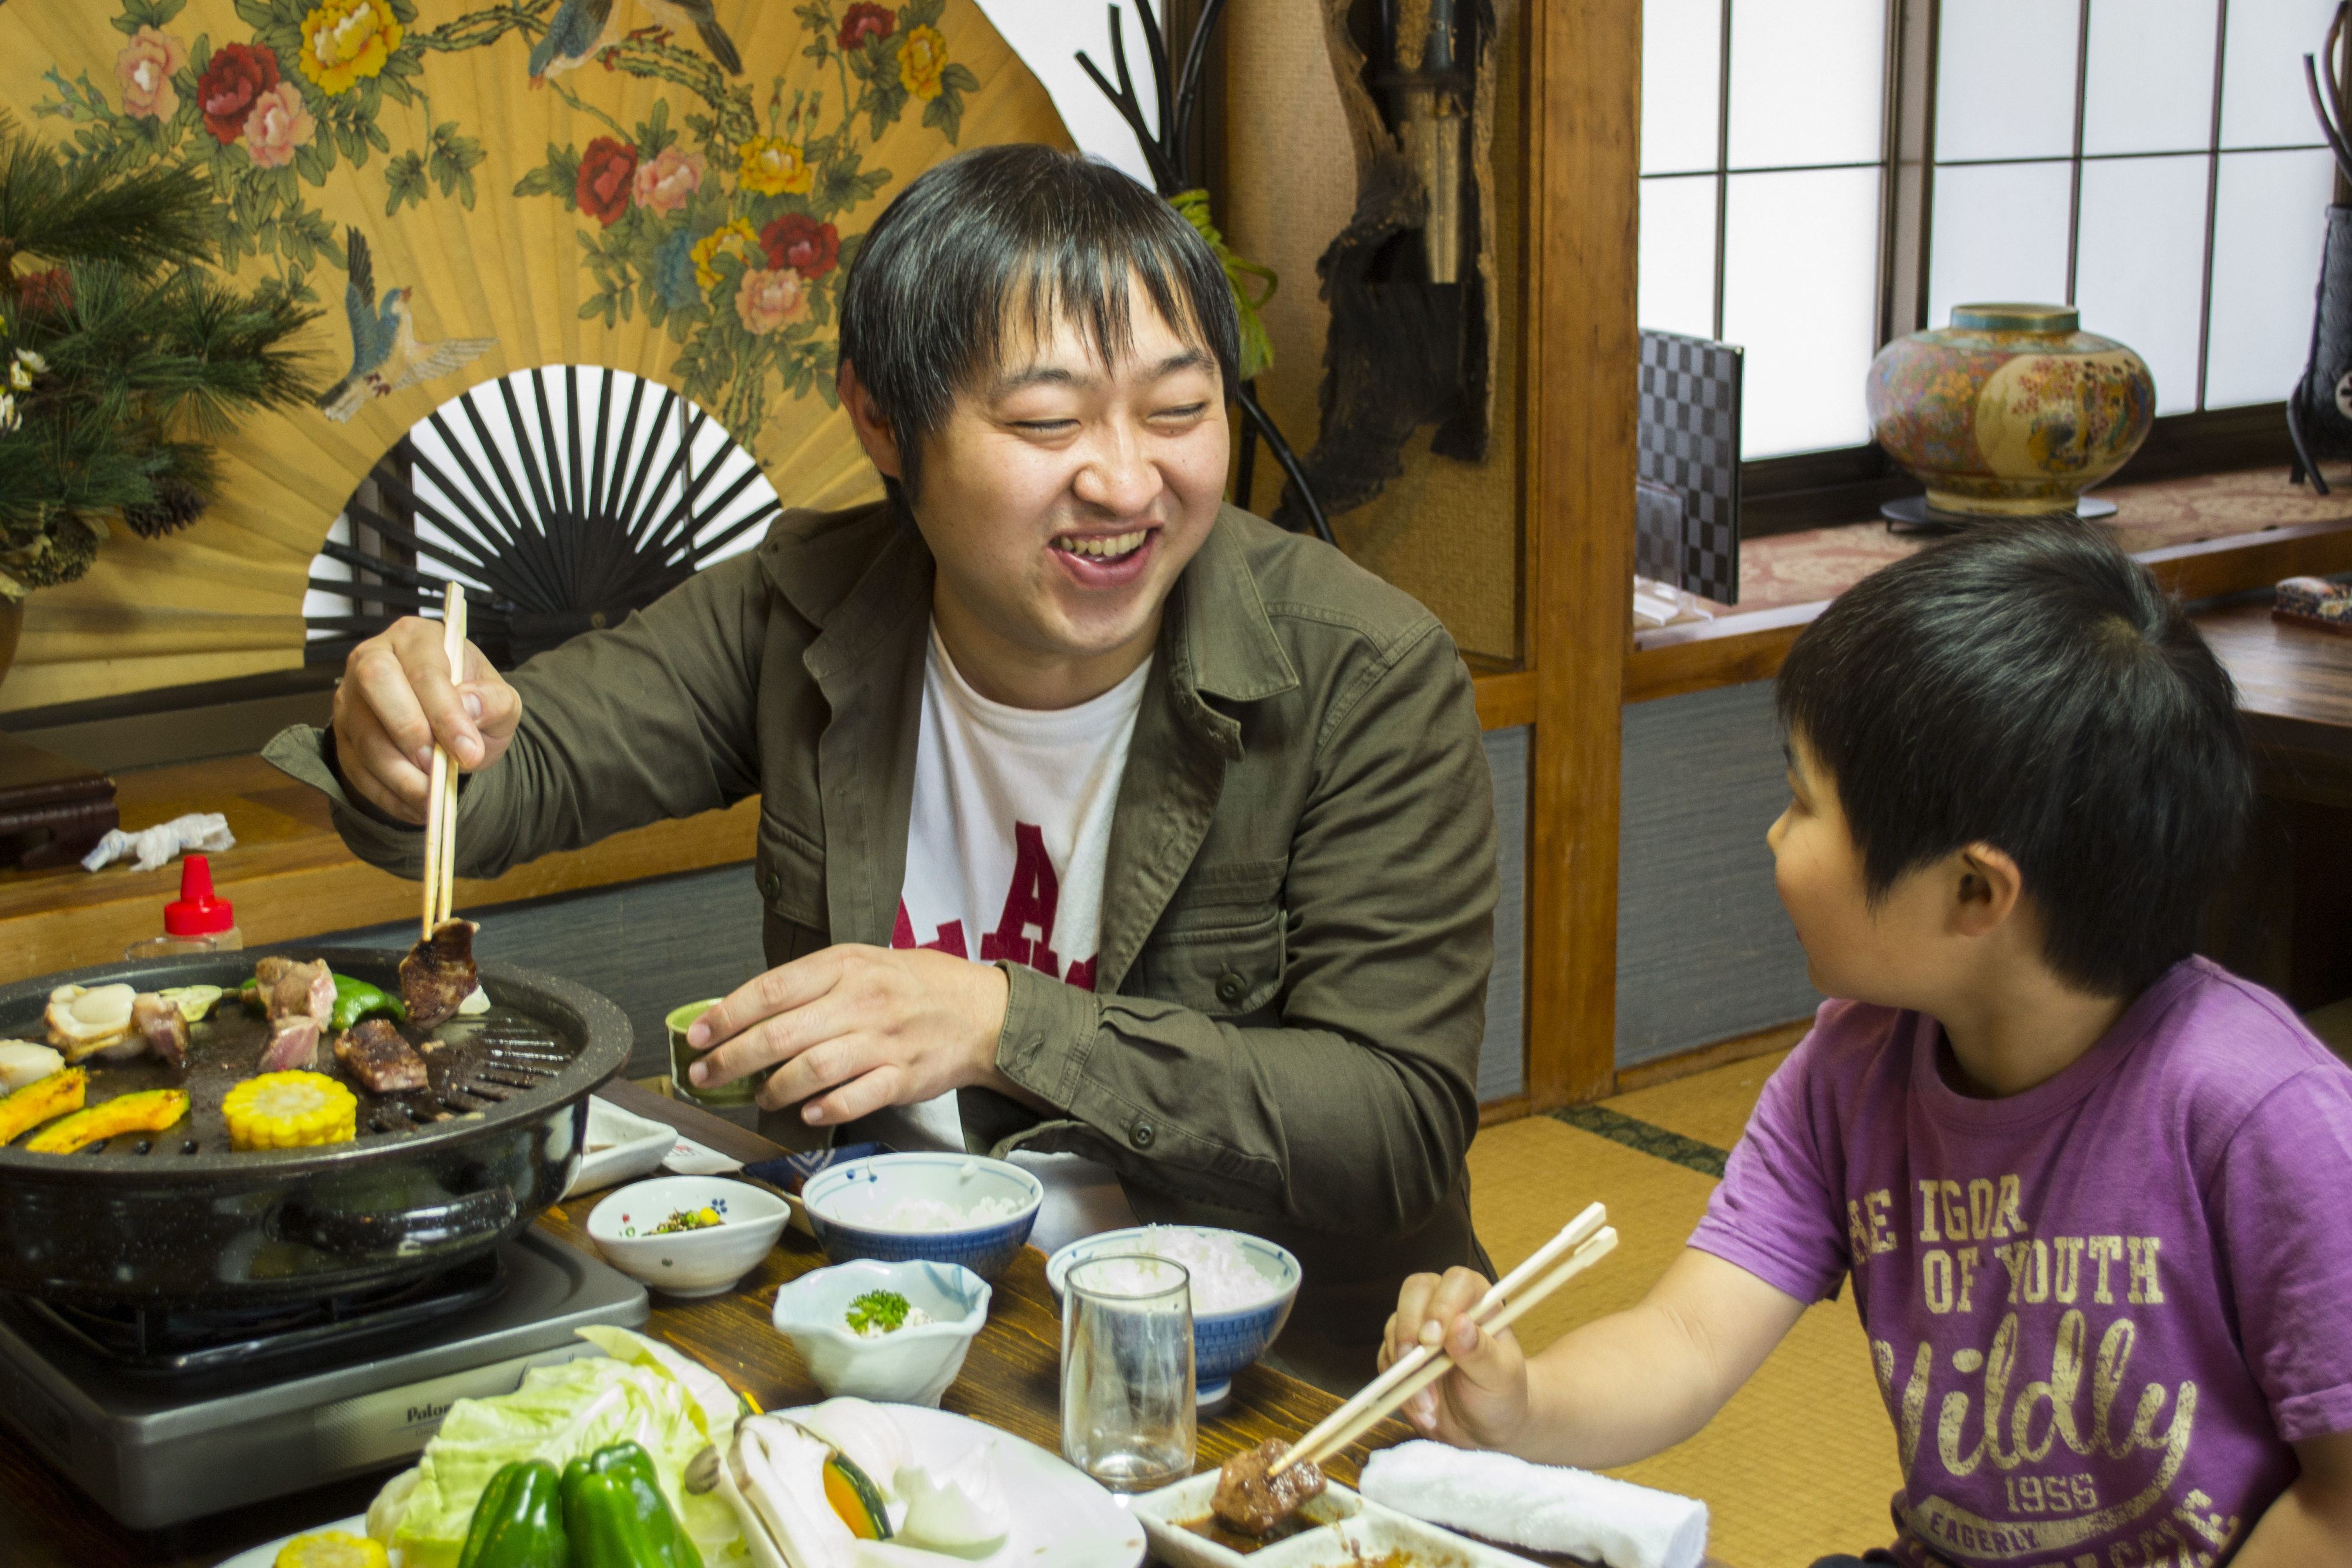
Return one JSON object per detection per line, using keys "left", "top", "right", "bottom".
{"left": 845, "top": 1289, "right": 935, "bottom": 1337}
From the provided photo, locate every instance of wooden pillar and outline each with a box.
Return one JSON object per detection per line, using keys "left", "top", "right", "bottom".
{"left": 1522, "top": 0, "right": 1640, "bottom": 1107}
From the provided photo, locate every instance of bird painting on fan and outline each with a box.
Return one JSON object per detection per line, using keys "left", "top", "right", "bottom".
{"left": 527, "top": 0, "right": 618, "bottom": 85}
{"left": 528, "top": 0, "right": 742, "bottom": 84}
{"left": 316, "top": 229, "right": 496, "bottom": 426}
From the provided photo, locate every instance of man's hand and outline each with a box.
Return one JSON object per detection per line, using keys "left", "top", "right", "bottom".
{"left": 684, "top": 945, "right": 1015, "bottom": 1123}
{"left": 332, "top": 616, "right": 521, "bottom": 823}
{"left": 1382, "top": 1266, "right": 1532, "bottom": 1452}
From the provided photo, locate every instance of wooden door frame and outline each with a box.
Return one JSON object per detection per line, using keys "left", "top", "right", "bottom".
{"left": 1523, "top": 0, "right": 1640, "bottom": 1109}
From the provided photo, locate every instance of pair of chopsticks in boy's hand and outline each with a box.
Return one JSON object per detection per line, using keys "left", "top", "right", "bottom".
{"left": 419, "top": 580, "right": 468, "bottom": 942}
{"left": 1275, "top": 1203, "right": 1619, "bottom": 1477}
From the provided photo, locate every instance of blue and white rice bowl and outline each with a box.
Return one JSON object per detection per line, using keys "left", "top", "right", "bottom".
{"left": 800, "top": 1152, "right": 1044, "bottom": 1282}
{"left": 1046, "top": 1226, "right": 1302, "bottom": 1406}
{"left": 770, "top": 1257, "right": 992, "bottom": 1407}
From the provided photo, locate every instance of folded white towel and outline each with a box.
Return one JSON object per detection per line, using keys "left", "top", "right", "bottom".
{"left": 1359, "top": 1441, "right": 1708, "bottom": 1568}
{"left": 81, "top": 812, "right": 235, "bottom": 873}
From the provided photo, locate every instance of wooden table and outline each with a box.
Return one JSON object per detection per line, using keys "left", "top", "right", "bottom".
{"left": 2197, "top": 603, "right": 2352, "bottom": 1008}
{"left": 0, "top": 1083, "right": 1704, "bottom": 1568}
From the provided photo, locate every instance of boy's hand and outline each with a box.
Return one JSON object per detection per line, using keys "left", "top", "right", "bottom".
{"left": 1381, "top": 1266, "right": 1530, "bottom": 1451}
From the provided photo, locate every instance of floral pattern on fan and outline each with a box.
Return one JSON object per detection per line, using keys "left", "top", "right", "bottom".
{"left": 28, "top": 0, "right": 988, "bottom": 447}
{"left": 508, "top": 0, "right": 980, "bottom": 441}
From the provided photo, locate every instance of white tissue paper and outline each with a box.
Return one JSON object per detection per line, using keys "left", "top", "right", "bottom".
{"left": 1359, "top": 1441, "right": 1708, "bottom": 1568}
{"left": 662, "top": 1134, "right": 743, "bottom": 1175}
{"left": 81, "top": 812, "right": 235, "bottom": 873}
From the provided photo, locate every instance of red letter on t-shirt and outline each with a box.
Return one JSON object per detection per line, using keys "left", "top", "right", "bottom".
{"left": 979, "top": 823, "right": 1062, "bottom": 979}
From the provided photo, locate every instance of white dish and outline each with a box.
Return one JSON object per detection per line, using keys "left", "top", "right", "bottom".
{"left": 1133, "top": 1472, "right": 1539, "bottom": 1567}
{"left": 771, "top": 1257, "right": 991, "bottom": 1406}
{"left": 561, "top": 1096, "right": 675, "bottom": 1199}
{"left": 586, "top": 1175, "right": 790, "bottom": 1297}
{"left": 219, "top": 1407, "right": 1146, "bottom": 1568}
{"left": 215, "top": 1516, "right": 378, "bottom": 1568}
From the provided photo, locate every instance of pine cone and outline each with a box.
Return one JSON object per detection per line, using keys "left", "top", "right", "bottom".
{"left": 122, "top": 479, "right": 207, "bottom": 539}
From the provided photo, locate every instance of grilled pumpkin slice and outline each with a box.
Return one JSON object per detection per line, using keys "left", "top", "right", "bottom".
{"left": 24, "top": 1087, "right": 188, "bottom": 1153}
{"left": 0, "top": 1067, "right": 85, "bottom": 1145}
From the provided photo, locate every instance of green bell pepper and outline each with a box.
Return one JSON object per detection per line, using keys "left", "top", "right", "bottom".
{"left": 561, "top": 1441, "right": 704, "bottom": 1568}
{"left": 330, "top": 973, "right": 408, "bottom": 1033}
{"left": 455, "top": 1458, "right": 567, "bottom": 1568}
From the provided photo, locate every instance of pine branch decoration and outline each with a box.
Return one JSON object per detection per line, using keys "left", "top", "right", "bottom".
{"left": 0, "top": 111, "right": 321, "bottom": 600}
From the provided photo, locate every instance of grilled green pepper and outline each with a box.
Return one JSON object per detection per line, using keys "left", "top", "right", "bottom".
{"left": 561, "top": 1441, "right": 703, "bottom": 1568}
{"left": 454, "top": 1458, "right": 566, "bottom": 1568}
{"left": 330, "top": 974, "right": 408, "bottom": 1033}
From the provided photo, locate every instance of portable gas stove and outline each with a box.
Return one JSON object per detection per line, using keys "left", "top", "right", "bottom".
{"left": 0, "top": 1227, "right": 648, "bottom": 1529}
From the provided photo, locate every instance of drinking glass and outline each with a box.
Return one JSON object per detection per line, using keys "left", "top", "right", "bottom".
{"left": 1060, "top": 1254, "right": 1196, "bottom": 1492}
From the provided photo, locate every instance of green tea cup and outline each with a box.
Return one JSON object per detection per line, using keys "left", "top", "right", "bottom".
{"left": 667, "top": 998, "right": 755, "bottom": 1107}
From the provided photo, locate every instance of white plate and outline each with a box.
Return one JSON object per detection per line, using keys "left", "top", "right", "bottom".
{"left": 215, "top": 1408, "right": 1145, "bottom": 1568}
{"left": 561, "top": 1096, "right": 676, "bottom": 1199}
{"left": 215, "top": 1515, "right": 376, "bottom": 1568}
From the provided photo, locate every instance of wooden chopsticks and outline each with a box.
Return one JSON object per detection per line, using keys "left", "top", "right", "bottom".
{"left": 1273, "top": 1202, "right": 1617, "bottom": 1477}
{"left": 418, "top": 581, "right": 467, "bottom": 940}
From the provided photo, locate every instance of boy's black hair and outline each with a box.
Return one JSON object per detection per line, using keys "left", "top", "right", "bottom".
{"left": 1776, "top": 519, "right": 2250, "bottom": 997}
{"left": 837, "top": 144, "right": 1237, "bottom": 515}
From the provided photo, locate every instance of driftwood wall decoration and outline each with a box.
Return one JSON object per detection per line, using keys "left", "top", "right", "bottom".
{"left": 1271, "top": 0, "right": 1499, "bottom": 532}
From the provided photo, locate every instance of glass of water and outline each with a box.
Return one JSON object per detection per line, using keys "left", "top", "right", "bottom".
{"left": 1060, "top": 1254, "right": 1196, "bottom": 1492}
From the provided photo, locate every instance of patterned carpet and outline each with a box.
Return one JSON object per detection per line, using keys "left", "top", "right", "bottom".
{"left": 1715, "top": 461, "right": 2352, "bottom": 615}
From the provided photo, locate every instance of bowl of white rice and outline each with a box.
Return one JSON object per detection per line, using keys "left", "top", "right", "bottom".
{"left": 1045, "top": 1225, "right": 1302, "bottom": 1405}
{"left": 800, "top": 1152, "right": 1044, "bottom": 1281}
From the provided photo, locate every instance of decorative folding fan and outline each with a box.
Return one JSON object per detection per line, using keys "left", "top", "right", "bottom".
{"left": 0, "top": 0, "right": 1069, "bottom": 712}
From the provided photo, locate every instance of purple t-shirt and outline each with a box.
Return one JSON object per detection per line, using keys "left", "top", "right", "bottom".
{"left": 1690, "top": 958, "right": 2352, "bottom": 1568}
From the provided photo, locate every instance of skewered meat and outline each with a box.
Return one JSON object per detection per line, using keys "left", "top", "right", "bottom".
{"left": 401, "top": 918, "right": 479, "bottom": 1030}
{"left": 45, "top": 984, "right": 142, "bottom": 1062}
{"left": 130, "top": 995, "right": 190, "bottom": 1069}
{"left": 1212, "top": 1439, "right": 1326, "bottom": 1536}
{"left": 261, "top": 1014, "right": 322, "bottom": 1073}
{"left": 268, "top": 960, "right": 336, "bottom": 1025}
{"left": 334, "top": 1017, "right": 429, "bottom": 1094}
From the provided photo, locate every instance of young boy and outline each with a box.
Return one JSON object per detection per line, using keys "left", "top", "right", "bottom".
{"left": 1386, "top": 521, "right": 2352, "bottom": 1566}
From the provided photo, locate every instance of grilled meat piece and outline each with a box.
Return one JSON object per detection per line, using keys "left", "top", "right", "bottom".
{"left": 259, "top": 1014, "right": 322, "bottom": 1073}
{"left": 267, "top": 960, "right": 336, "bottom": 1025}
{"left": 130, "top": 994, "right": 190, "bottom": 1069}
{"left": 401, "top": 918, "right": 479, "bottom": 1030}
{"left": 334, "top": 1017, "right": 429, "bottom": 1095}
{"left": 1212, "top": 1439, "right": 1325, "bottom": 1536}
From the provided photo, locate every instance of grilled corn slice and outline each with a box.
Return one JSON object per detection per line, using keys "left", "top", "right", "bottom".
{"left": 273, "top": 1530, "right": 388, "bottom": 1567}
{"left": 24, "top": 1087, "right": 188, "bottom": 1153}
{"left": 0, "top": 1067, "right": 85, "bottom": 1145}
{"left": 223, "top": 1072, "right": 356, "bottom": 1150}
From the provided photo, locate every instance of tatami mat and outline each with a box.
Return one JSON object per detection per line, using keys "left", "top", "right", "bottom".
{"left": 1466, "top": 1049, "right": 1899, "bottom": 1568}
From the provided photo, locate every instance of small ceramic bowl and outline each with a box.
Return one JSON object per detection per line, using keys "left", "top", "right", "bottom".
{"left": 1046, "top": 1226, "right": 1302, "bottom": 1406}
{"left": 800, "top": 1152, "right": 1043, "bottom": 1281}
{"left": 770, "top": 1257, "right": 992, "bottom": 1407}
{"left": 586, "top": 1175, "right": 789, "bottom": 1297}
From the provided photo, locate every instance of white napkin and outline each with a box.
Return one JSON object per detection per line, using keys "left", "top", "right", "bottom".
{"left": 1359, "top": 1441, "right": 1708, "bottom": 1568}
{"left": 81, "top": 812, "right": 235, "bottom": 873}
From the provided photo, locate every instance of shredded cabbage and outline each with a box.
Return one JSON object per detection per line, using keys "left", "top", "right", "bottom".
{"left": 373, "top": 1331, "right": 745, "bottom": 1567}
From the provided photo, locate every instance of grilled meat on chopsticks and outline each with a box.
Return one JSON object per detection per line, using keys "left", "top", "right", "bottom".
{"left": 1212, "top": 1438, "right": 1326, "bottom": 1536}
{"left": 400, "top": 918, "right": 479, "bottom": 1030}
{"left": 334, "top": 1017, "right": 429, "bottom": 1095}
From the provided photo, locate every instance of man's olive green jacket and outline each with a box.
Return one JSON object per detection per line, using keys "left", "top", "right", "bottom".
{"left": 269, "top": 502, "right": 1498, "bottom": 1337}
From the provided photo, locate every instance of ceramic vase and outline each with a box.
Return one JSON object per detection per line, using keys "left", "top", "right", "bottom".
{"left": 1866, "top": 303, "right": 2155, "bottom": 517}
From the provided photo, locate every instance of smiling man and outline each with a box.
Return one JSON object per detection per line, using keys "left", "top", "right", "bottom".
{"left": 268, "top": 145, "right": 1499, "bottom": 1376}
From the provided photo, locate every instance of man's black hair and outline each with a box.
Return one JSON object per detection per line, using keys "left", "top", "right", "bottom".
{"left": 837, "top": 144, "right": 1238, "bottom": 514}
{"left": 1776, "top": 519, "right": 2250, "bottom": 998}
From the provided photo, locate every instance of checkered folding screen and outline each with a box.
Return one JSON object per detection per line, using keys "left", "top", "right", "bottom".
{"left": 1636, "top": 329, "right": 1743, "bottom": 605}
